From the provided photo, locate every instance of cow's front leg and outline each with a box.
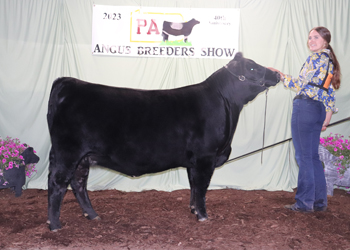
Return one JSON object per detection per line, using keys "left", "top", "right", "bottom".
{"left": 186, "top": 168, "right": 196, "bottom": 214}
{"left": 70, "top": 157, "right": 100, "bottom": 221}
{"left": 187, "top": 161, "right": 215, "bottom": 221}
{"left": 162, "top": 32, "right": 168, "bottom": 42}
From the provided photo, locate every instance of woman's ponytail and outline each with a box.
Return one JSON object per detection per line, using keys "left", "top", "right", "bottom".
{"left": 328, "top": 44, "right": 341, "bottom": 89}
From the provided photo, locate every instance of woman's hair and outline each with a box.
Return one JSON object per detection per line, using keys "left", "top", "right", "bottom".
{"left": 309, "top": 26, "right": 341, "bottom": 89}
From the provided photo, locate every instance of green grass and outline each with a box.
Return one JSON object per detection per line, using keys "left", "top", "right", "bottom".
{"left": 160, "top": 40, "right": 192, "bottom": 46}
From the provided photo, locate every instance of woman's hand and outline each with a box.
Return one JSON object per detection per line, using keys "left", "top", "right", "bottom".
{"left": 322, "top": 111, "right": 333, "bottom": 131}
{"left": 267, "top": 67, "right": 285, "bottom": 81}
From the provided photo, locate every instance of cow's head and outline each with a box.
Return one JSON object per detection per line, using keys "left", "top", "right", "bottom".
{"left": 224, "top": 52, "right": 280, "bottom": 88}
{"left": 191, "top": 18, "right": 200, "bottom": 25}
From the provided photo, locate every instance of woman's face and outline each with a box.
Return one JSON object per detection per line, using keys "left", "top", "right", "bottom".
{"left": 308, "top": 30, "right": 327, "bottom": 53}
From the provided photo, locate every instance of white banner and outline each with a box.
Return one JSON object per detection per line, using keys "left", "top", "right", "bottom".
{"left": 92, "top": 5, "right": 240, "bottom": 59}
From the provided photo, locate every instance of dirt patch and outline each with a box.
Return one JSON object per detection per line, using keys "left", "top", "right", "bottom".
{"left": 1, "top": 187, "right": 350, "bottom": 249}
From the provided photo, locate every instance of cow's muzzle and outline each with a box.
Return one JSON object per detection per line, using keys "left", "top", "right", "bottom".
{"left": 276, "top": 72, "right": 281, "bottom": 82}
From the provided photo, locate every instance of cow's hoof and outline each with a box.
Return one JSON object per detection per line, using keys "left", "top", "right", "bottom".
{"left": 47, "top": 218, "right": 62, "bottom": 231}
{"left": 196, "top": 212, "right": 208, "bottom": 222}
{"left": 84, "top": 213, "right": 101, "bottom": 221}
{"left": 190, "top": 206, "right": 196, "bottom": 214}
{"left": 93, "top": 216, "right": 101, "bottom": 221}
{"left": 48, "top": 223, "right": 62, "bottom": 232}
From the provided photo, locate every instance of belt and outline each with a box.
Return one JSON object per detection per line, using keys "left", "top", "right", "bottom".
{"left": 293, "top": 94, "right": 311, "bottom": 101}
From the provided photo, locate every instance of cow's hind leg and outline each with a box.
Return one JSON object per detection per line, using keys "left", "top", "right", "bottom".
{"left": 47, "top": 151, "right": 75, "bottom": 231}
{"left": 70, "top": 156, "right": 100, "bottom": 221}
{"left": 187, "top": 160, "right": 215, "bottom": 221}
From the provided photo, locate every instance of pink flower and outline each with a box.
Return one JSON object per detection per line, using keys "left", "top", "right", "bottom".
{"left": 1, "top": 136, "right": 37, "bottom": 179}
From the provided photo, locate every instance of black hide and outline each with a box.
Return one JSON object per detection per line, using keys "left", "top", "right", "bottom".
{"left": 0, "top": 147, "right": 40, "bottom": 197}
{"left": 46, "top": 52, "right": 280, "bottom": 231}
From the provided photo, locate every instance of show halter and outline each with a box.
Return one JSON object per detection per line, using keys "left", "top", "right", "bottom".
{"left": 223, "top": 64, "right": 268, "bottom": 87}
{"left": 224, "top": 64, "right": 273, "bottom": 163}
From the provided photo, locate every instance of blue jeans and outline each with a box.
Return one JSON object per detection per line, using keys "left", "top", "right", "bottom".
{"left": 291, "top": 98, "right": 327, "bottom": 210}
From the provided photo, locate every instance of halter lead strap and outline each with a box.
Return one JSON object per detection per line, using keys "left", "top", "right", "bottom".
{"left": 261, "top": 89, "right": 269, "bottom": 164}
{"left": 224, "top": 64, "right": 269, "bottom": 164}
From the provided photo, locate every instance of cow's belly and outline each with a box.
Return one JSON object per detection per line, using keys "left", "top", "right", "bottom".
{"left": 88, "top": 152, "right": 188, "bottom": 177}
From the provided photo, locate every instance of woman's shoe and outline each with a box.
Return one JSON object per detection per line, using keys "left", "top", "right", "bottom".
{"left": 314, "top": 206, "right": 327, "bottom": 212}
{"left": 284, "top": 204, "right": 314, "bottom": 213}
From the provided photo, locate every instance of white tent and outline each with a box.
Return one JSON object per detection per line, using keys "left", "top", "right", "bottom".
{"left": 1, "top": 0, "right": 349, "bottom": 192}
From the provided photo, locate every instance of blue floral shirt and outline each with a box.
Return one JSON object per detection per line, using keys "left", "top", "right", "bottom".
{"left": 283, "top": 49, "right": 337, "bottom": 112}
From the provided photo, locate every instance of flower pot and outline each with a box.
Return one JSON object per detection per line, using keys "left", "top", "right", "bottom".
{"left": 319, "top": 144, "right": 350, "bottom": 196}
{"left": 0, "top": 165, "right": 26, "bottom": 197}
{"left": 1, "top": 137, "right": 40, "bottom": 197}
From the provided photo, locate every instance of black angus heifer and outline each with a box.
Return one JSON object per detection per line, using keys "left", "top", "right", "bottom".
{"left": 47, "top": 52, "right": 280, "bottom": 231}
{"left": 162, "top": 18, "right": 200, "bottom": 42}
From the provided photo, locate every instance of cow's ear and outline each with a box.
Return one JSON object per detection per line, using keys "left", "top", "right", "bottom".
{"left": 234, "top": 52, "right": 243, "bottom": 60}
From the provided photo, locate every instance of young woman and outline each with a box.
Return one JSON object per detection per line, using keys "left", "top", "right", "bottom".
{"left": 270, "top": 26, "right": 341, "bottom": 212}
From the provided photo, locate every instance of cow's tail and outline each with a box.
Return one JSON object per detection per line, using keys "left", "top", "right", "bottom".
{"left": 47, "top": 77, "right": 69, "bottom": 131}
